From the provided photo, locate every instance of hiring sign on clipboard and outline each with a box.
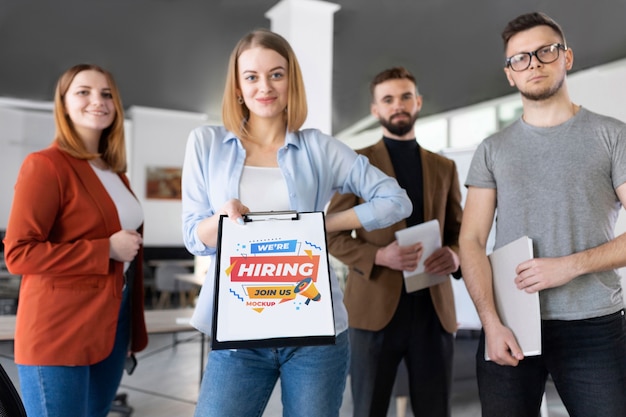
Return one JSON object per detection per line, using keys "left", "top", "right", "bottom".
{"left": 211, "top": 211, "right": 336, "bottom": 350}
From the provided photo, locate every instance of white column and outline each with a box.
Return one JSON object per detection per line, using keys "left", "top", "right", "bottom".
{"left": 265, "top": 0, "right": 340, "bottom": 134}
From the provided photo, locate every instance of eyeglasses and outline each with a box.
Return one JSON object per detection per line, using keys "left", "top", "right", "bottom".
{"left": 505, "top": 43, "right": 567, "bottom": 72}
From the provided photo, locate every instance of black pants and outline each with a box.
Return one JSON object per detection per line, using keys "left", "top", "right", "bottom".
{"left": 349, "top": 289, "right": 454, "bottom": 417}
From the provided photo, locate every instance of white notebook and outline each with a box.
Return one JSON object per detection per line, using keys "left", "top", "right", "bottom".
{"left": 395, "top": 219, "right": 448, "bottom": 292}
{"left": 487, "top": 236, "right": 541, "bottom": 360}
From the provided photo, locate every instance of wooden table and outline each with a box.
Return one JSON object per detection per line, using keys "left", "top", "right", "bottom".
{"left": 142, "top": 308, "right": 207, "bottom": 383}
{"left": 0, "top": 308, "right": 195, "bottom": 341}
{"left": 0, "top": 308, "right": 208, "bottom": 383}
{"left": 0, "top": 314, "right": 15, "bottom": 341}
{"left": 144, "top": 308, "right": 195, "bottom": 333}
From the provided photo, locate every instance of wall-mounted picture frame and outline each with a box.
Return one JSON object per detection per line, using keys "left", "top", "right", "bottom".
{"left": 145, "top": 166, "right": 182, "bottom": 200}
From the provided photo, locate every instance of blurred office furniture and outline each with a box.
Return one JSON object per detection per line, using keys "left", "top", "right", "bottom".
{"left": 154, "top": 263, "right": 196, "bottom": 308}
{"left": 0, "top": 361, "right": 27, "bottom": 417}
{"left": 143, "top": 246, "right": 195, "bottom": 309}
{"left": 0, "top": 255, "right": 20, "bottom": 316}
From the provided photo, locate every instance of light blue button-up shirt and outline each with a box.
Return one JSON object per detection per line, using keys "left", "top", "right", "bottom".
{"left": 182, "top": 125, "right": 412, "bottom": 335}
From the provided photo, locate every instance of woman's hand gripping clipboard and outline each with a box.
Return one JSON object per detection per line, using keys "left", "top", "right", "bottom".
{"left": 212, "top": 211, "right": 336, "bottom": 350}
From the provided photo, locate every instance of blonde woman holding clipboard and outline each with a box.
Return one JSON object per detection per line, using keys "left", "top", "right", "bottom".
{"left": 181, "top": 29, "right": 412, "bottom": 417}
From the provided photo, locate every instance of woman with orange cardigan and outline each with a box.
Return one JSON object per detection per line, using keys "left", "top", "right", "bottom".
{"left": 3, "top": 64, "right": 148, "bottom": 417}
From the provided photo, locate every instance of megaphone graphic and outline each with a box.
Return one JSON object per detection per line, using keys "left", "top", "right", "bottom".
{"left": 294, "top": 277, "right": 321, "bottom": 305}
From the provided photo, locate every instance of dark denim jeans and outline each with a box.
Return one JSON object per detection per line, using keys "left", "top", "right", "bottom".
{"left": 476, "top": 309, "right": 626, "bottom": 417}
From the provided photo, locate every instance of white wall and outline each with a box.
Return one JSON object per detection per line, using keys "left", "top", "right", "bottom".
{"left": 0, "top": 103, "right": 210, "bottom": 249}
{"left": 127, "top": 106, "right": 209, "bottom": 246}
{"left": 0, "top": 106, "right": 54, "bottom": 228}
{"left": 568, "top": 58, "right": 626, "bottom": 122}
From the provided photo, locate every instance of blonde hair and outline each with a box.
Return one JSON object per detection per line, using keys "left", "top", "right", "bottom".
{"left": 222, "top": 29, "right": 308, "bottom": 137}
{"left": 54, "top": 64, "right": 127, "bottom": 173}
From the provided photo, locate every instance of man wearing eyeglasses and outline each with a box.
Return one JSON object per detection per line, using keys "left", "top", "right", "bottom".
{"left": 460, "top": 11, "right": 626, "bottom": 417}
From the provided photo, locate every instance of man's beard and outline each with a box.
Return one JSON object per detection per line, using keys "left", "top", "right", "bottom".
{"left": 519, "top": 75, "right": 565, "bottom": 102}
{"left": 379, "top": 111, "right": 419, "bottom": 136}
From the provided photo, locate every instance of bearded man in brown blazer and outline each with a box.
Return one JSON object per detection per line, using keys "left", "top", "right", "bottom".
{"left": 326, "top": 67, "right": 463, "bottom": 417}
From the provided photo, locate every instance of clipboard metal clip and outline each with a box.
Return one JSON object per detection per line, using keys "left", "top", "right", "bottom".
{"left": 243, "top": 210, "right": 299, "bottom": 222}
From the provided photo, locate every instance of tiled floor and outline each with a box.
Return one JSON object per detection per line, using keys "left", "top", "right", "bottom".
{"left": 0, "top": 325, "right": 568, "bottom": 417}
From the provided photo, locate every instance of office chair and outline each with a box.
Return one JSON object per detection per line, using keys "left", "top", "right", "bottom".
{"left": 0, "top": 362, "right": 27, "bottom": 417}
{"left": 155, "top": 264, "right": 196, "bottom": 308}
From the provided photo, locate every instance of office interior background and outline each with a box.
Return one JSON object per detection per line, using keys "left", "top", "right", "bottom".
{"left": 1, "top": 0, "right": 626, "bottom": 415}
{"left": 1, "top": 0, "right": 626, "bottom": 320}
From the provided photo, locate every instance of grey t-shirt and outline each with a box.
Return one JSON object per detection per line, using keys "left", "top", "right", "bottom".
{"left": 466, "top": 107, "right": 626, "bottom": 320}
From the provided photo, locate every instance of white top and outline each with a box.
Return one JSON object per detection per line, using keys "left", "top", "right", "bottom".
{"left": 181, "top": 126, "right": 412, "bottom": 336}
{"left": 239, "top": 166, "right": 290, "bottom": 211}
{"left": 90, "top": 164, "right": 143, "bottom": 271}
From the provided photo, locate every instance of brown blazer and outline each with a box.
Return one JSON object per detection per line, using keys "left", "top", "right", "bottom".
{"left": 4, "top": 145, "right": 148, "bottom": 365}
{"left": 326, "top": 140, "right": 462, "bottom": 333}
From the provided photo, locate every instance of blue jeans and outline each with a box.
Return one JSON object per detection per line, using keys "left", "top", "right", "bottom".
{"left": 476, "top": 309, "right": 626, "bottom": 417}
{"left": 194, "top": 330, "right": 349, "bottom": 417}
{"left": 18, "top": 286, "right": 131, "bottom": 417}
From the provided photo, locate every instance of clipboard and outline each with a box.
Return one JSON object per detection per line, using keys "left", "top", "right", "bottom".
{"left": 486, "top": 236, "right": 541, "bottom": 360}
{"left": 212, "top": 211, "right": 336, "bottom": 350}
{"left": 395, "top": 219, "right": 448, "bottom": 292}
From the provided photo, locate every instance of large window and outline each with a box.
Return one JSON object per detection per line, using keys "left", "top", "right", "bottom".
{"left": 412, "top": 97, "right": 522, "bottom": 153}
{"left": 497, "top": 100, "right": 524, "bottom": 129}
{"left": 414, "top": 118, "right": 447, "bottom": 152}
{"left": 449, "top": 107, "right": 497, "bottom": 149}
{"left": 338, "top": 95, "right": 523, "bottom": 154}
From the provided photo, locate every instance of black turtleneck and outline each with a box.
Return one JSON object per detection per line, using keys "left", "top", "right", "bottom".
{"left": 383, "top": 136, "right": 424, "bottom": 227}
